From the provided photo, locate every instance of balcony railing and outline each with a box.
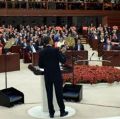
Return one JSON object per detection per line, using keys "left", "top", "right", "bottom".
{"left": 0, "top": 1, "right": 119, "bottom": 10}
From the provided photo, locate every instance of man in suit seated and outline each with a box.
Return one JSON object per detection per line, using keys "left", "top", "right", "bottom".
{"left": 23, "top": 40, "right": 38, "bottom": 63}
{"left": 103, "top": 37, "right": 112, "bottom": 51}
{"left": 26, "top": 40, "right": 38, "bottom": 53}
{"left": 74, "top": 38, "right": 84, "bottom": 51}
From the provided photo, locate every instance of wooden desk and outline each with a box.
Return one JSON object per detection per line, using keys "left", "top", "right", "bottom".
{"left": 32, "top": 51, "right": 88, "bottom": 66}
{"left": 65, "top": 50, "right": 88, "bottom": 66}
{"left": 10, "top": 45, "right": 23, "bottom": 58}
{"left": 0, "top": 53, "right": 20, "bottom": 73}
{"left": 32, "top": 52, "right": 39, "bottom": 66}
{"left": 102, "top": 50, "right": 120, "bottom": 66}
{"left": 98, "top": 43, "right": 103, "bottom": 57}
{"left": 91, "top": 39, "right": 98, "bottom": 51}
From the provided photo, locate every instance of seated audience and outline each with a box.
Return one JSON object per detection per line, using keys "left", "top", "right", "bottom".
{"left": 74, "top": 38, "right": 84, "bottom": 51}
{"left": 103, "top": 37, "right": 112, "bottom": 51}
{"left": 26, "top": 40, "right": 38, "bottom": 53}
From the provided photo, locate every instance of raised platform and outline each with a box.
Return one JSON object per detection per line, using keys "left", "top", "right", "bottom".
{"left": 28, "top": 105, "right": 76, "bottom": 119}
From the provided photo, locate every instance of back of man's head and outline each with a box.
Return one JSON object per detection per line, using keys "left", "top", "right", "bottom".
{"left": 43, "top": 36, "right": 50, "bottom": 46}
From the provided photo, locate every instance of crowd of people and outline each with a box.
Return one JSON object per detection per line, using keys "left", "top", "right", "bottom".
{"left": 0, "top": 23, "right": 120, "bottom": 56}
{"left": 0, "top": 24, "right": 85, "bottom": 55}
{"left": 87, "top": 23, "right": 120, "bottom": 50}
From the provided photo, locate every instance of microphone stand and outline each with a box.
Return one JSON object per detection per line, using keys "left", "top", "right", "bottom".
{"left": 72, "top": 50, "right": 74, "bottom": 85}
{"left": 71, "top": 50, "right": 77, "bottom": 85}
{"left": 4, "top": 49, "right": 8, "bottom": 89}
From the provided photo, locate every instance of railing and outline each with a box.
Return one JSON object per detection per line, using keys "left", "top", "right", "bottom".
{"left": 0, "top": 1, "right": 119, "bottom": 10}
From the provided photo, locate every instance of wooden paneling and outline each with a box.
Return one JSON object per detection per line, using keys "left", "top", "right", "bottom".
{"left": 32, "top": 51, "right": 88, "bottom": 66}
{"left": 107, "top": 16, "right": 120, "bottom": 27}
{"left": 0, "top": 9, "right": 120, "bottom": 17}
{"left": 0, "top": 53, "right": 20, "bottom": 73}
{"left": 102, "top": 50, "right": 120, "bottom": 66}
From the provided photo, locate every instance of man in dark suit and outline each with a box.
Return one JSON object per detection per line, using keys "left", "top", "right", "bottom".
{"left": 38, "top": 36, "right": 68, "bottom": 118}
{"left": 74, "top": 38, "right": 84, "bottom": 51}
{"left": 103, "top": 37, "right": 112, "bottom": 51}
{"left": 26, "top": 40, "right": 38, "bottom": 53}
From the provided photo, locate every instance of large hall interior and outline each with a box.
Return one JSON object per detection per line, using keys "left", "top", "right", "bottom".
{"left": 0, "top": 0, "right": 120, "bottom": 119}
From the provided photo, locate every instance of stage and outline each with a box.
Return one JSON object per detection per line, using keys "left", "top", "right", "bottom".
{"left": 0, "top": 59, "right": 120, "bottom": 119}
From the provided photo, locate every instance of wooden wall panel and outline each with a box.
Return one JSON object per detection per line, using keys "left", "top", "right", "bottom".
{"left": 107, "top": 16, "right": 120, "bottom": 27}
{"left": 0, "top": 9, "right": 119, "bottom": 17}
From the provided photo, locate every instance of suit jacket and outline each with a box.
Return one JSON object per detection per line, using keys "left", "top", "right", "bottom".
{"left": 26, "top": 44, "right": 38, "bottom": 53}
{"left": 103, "top": 43, "right": 112, "bottom": 51}
{"left": 74, "top": 44, "right": 84, "bottom": 51}
{"left": 38, "top": 46, "right": 66, "bottom": 82}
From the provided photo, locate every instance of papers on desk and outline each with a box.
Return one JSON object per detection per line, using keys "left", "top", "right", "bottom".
{"left": 34, "top": 66, "right": 44, "bottom": 71}
{"left": 39, "top": 68, "right": 44, "bottom": 72}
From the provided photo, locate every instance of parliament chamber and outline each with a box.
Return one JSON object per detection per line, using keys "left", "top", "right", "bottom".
{"left": 0, "top": 0, "right": 120, "bottom": 119}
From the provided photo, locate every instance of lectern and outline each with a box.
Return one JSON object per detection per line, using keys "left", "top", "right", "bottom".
{"left": 28, "top": 65, "right": 59, "bottom": 112}
{"left": 28, "top": 63, "right": 78, "bottom": 118}
{"left": 0, "top": 40, "right": 24, "bottom": 107}
{"left": 40, "top": 72, "right": 59, "bottom": 112}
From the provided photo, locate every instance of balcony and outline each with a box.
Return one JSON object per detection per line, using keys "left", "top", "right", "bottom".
{"left": 0, "top": 1, "right": 119, "bottom": 16}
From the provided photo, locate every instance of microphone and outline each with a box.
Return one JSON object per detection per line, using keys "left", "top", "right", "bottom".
{"left": 106, "top": 56, "right": 112, "bottom": 60}
{"left": 90, "top": 52, "right": 95, "bottom": 60}
{"left": 77, "top": 55, "right": 83, "bottom": 59}
{"left": 98, "top": 56, "right": 101, "bottom": 60}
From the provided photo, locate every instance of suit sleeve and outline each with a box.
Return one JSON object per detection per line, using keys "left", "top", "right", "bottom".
{"left": 57, "top": 49, "right": 66, "bottom": 64}
{"left": 38, "top": 51, "right": 44, "bottom": 68}
{"left": 82, "top": 44, "right": 84, "bottom": 50}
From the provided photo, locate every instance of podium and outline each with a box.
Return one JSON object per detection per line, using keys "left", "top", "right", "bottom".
{"left": 0, "top": 53, "right": 24, "bottom": 107}
{"left": 0, "top": 39, "right": 24, "bottom": 107}
{"left": 28, "top": 66, "right": 76, "bottom": 118}
{"left": 41, "top": 74, "right": 59, "bottom": 112}
{"left": 28, "top": 66, "right": 59, "bottom": 112}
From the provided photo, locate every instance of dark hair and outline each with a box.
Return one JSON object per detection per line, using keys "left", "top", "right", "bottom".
{"left": 43, "top": 36, "right": 50, "bottom": 46}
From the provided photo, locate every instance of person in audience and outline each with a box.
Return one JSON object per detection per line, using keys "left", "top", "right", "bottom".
{"left": 0, "top": 33, "right": 7, "bottom": 45}
{"left": 74, "top": 38, "right": 84, "bottom": 51}
{"left": 38, "top": 36, "right": 68, "bottom": 118}
{"left": 20, "top": 37, "right": 28, "bottom": 49}
{"left": 111, "top": 33, "right": 119, "bottom": 42}
{"left": 56, "top": 37, "right": 65, "bottom": 48}
{"left": 103, "top": 37, "right": 112, "bottom": 51}
{"left": 26, "top": 40, "right": 38, "bottom": 53}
